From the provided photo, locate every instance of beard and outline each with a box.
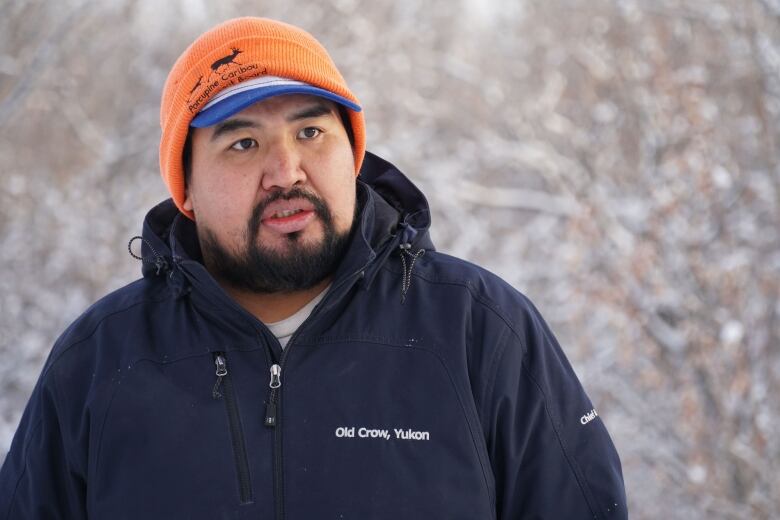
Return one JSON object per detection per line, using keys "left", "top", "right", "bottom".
{"left": 198, "top": 187, "right": 355, "bottom": 293}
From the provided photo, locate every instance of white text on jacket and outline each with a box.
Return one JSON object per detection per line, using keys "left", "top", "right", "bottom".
{"left": 580, "top": 408, "right": 599, "bottom": 425}
{"left": 334, "top": 426, "right": 431, "bottom": 441}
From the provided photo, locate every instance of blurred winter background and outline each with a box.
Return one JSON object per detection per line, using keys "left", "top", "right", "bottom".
{"left": 1, "top": 0, "right": 778, "bottom": 517}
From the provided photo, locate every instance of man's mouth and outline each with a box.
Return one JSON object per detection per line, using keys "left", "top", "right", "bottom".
{"left": 260, "top": 198, "right": 318, "bottom": 234}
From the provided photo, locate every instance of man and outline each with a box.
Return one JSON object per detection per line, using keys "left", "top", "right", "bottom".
{"left": 0, "top": 17, "right": 627, "bottom": 519}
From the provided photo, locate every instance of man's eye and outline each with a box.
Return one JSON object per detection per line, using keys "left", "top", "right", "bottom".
{"left": 297, "top": 127, "right": 321, "bottom": 139}
{"left": 230, "top": 138, "right": 257, "bottom": 151}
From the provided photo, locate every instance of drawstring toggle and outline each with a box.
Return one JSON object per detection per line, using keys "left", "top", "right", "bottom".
{"left": 399, "top": 242, "right": 425, "bottom": 304}
{"left": 128, "top": 236, "right": 169, "bottom": 275}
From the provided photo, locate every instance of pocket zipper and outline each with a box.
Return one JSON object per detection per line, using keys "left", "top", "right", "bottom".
{"left": 213, "top": 352, "right": 253, "bottom": 504}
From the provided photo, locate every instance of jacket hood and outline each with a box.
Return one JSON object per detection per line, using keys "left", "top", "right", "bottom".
{"left": 134, "top": 151, "right": 434, "bottom": 291}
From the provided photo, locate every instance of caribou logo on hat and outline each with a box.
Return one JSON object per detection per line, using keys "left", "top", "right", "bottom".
{"left": 187, "top": 47, "right": 247, "bottom": 108}
{"left": 211, "top": 47, "right": 243, "bottom": 73}
{"left": 189, "top": 47, "right": 246, "bottom": 102}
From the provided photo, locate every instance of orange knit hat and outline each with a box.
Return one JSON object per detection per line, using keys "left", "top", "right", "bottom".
{"left": 160, "top": 17, "right": 366, "bottom": 219}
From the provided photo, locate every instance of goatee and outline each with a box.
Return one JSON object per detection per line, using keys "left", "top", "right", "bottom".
{"left": 199, "top": 187, "right": 354, "bottom": 293}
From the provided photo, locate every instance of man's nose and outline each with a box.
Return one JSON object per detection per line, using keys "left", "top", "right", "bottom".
{"left": 260, "top": 138, "right": 306, "bottom": 191}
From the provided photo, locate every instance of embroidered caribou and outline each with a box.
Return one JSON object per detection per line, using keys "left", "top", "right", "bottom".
{"left": 210, "top": 48, "right": 243, "bottom": 73}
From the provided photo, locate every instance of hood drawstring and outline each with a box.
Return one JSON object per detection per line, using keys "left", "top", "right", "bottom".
{"left": 128, "top": 236, "right": 169, "bottom": 275}
{"left": 399, "top": 242, "right": 425, "bottom": 304}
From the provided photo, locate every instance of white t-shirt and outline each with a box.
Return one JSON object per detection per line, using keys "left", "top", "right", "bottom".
{"left": 265, "top": 287, "right": 329, "bottom": 349}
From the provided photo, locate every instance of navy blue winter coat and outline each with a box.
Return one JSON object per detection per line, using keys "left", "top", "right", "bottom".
{"left": 0, "top": 152, "right": 627, "bottom": 519}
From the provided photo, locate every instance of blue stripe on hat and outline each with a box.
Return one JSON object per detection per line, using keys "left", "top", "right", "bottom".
{"left": 190, "top": 84, "right": 362, "bottom": 128}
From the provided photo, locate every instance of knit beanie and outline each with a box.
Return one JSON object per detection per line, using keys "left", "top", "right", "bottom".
{"left": 159, "top": 17, "right": 366, "bottom": 219}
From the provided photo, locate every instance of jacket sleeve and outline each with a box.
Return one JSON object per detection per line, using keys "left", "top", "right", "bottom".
{"left": 482, "top": 298, "right": 627, "bottom": 519}
{"left": 0, "top": 362, "right": 87, "bottom": 519}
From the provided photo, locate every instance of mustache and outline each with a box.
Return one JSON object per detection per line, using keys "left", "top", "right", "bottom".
{"left": 247, "top": 187, "right": 331, "bottom": 239}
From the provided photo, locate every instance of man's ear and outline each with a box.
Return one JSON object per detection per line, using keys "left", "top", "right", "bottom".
{"left": 183, "top": 193, "right": 193, "bottom": 212}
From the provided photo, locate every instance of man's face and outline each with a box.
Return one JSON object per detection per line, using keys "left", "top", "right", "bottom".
{"left": 183, "top": 94, "right": 358, "bottom": 293}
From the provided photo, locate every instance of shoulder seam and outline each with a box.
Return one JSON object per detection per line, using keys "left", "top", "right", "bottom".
{"left": 42, "top": 293, "right": 172, "bottom": 380}
{"left": 483, "top": 325, "right": 512, "bottom": 416}
{"left": 380, "top": 260, "right": 529, "bottom": 356}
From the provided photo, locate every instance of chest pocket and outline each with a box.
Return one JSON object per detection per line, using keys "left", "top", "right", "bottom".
{"left": 92, "top": 352, "right": 274, "bottom": 519}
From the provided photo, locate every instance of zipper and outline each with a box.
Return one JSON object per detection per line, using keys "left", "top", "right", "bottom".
{"left": 212, "top": 352, "right": 253, "bottom": 504}
{"left": 264, "top": 362, "right": 285, "bottom": 520}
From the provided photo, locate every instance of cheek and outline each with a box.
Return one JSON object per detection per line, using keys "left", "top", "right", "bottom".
{"left": 190, "top": 168, "right": 257, "bottom": 227}
{"left": 325, "top": 152, "right": 358, "bottom": 227}
{"left": 331, "top": 182, "right": 358, "bottom": 235}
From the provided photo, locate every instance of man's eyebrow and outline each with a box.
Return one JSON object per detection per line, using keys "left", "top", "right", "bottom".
{"left": 286, "top": 102, "right": 335, "bottom": 122}
{"left": 210, "top": 119, "right": 260, "bottom": 142}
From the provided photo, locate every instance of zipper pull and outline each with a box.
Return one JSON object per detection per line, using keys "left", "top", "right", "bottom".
{"left": 264, "top": 364, "right": 282, "bottom": 427}
{"left": 269, "top": 364, "right": 281, "bottom": 389}
{"left": 212, "top": 354, "right": 227, "bottom": 399}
